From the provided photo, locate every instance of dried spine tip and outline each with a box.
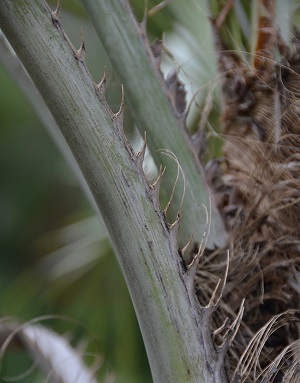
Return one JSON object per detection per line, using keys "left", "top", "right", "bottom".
{"left": 49, "top": 3, "right": 81, "bottom": 61}
{"left": 95, "top": 69, "right": 106, "bottom": 99}
{"left": 207, "top": 251, "right": 229, "bottom": 310}
{"left": 115, "top": 84, "right": 124, "bottom": 118}
{"left": 52, "top": 0, "right": 62, "bottom": 22}
{"left": 75, "top": 27, "right": 85, "bottom": 61}
{"left": 136, "top": 132, "right": 147, "bottom": 169}
{"left": 218, "top": 300, "right": 245, "bottom": 363}
{"left": 184, "top": 246, "right": 204, "bottom": 294}
{"left": 147, "top": 165, "right": 165, "bottom": 213}
{"left": 168, "top": 213, "right": 181, "bottom": 235}
{"left": 181, "top": 233, "right": 194, "bottom": 256}
{"left": 151, "top": 164, "right": 163, "bottom": 187}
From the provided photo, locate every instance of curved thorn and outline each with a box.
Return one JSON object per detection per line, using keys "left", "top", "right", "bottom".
{"left": 210, "top": 250, "right": 230, "bottom": 309}
{"left": 168, "top": 214, "right": 181, "bottom": 250}
{"left": 168, "top": 212, "right": 181, "bottom": 232}
{"left": 206, "top": 250, "right": 229, "bottom": 309}
{"left": 219, "top": 250, "right": 230, "bottom": 296}
{"left": 156, "top": 149, "right": 185, "bottom": 216}
{"left": 230, "top": 299, "right": 245, "bottom": 335}
{"left": 52, "top": 0, "right": 62, "bottom": 22}
{"left": 184, "top": 240, "right": 204, "bottom": 290}
{"left": 77, "top": 27, "right": 85, "bottom": 60}
{"left": 220, "top": 299, "right": 245, "bottom": 356}
{"left": 184, "top": 252, "right": 201, "bottom": 294}
{"left": 186, "top": 204, "right": 210, "bottom": 274}
{"left": 151, "top": 165, "right": 165, "bottom": 190}
{"left": 208, "top": 278, "right": 221, "bottom": 308}
{"left": 149, "top": 165, "right": 165, "bottom": 211}
{"left": 181, "top": 233, "right": 194, "bottom": 256}
{"left": 213, "top": 317, "right": 229, "bottom": 337}
{"left": 115, "top": 84, "right": 124, "bottom": 118}
{"left": 136, "top": 132, "right": 147, "bottom": 169}
{"left": 187, "top": 250, "right": 201, "bottom": 273}
{"left": 95, "top": 68, "right": 107, "bottom": 98}
{"left": 195, "top": 201, "right": 211, "bottom": 259}
{"left": 164, "top": 162, "right": 179, "bottom": 216}
{"left": 138, "top": 132, "right": 147, "bottom": 156}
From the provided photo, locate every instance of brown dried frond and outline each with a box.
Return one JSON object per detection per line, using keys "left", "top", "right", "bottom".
{"left": 196, "top": 8, "right": 300, "bottom": 383}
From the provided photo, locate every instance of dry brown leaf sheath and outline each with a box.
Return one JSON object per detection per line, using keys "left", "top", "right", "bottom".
{"left": 196, "top": 3, "right": 300, "bottom": 382}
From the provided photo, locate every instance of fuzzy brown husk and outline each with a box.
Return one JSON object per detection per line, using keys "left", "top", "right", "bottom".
{"left": 197, "top": 24, "right": 300, "bottom": 383}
